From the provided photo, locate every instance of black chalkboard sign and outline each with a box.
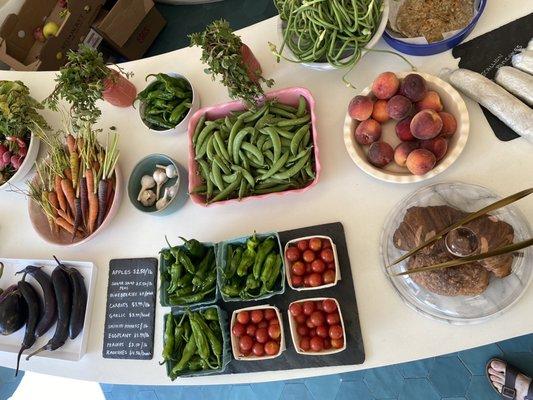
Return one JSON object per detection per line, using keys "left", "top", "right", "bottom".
{"left": 103, "top": 258, "right": 158, "bottom": 360}
{"left": 452, "top": 13, "right": 533, "bottom": 142}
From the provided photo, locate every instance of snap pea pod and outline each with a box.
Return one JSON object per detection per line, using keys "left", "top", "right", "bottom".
{"left": 232, "top": 127, "right": 255, "bottom": 163}
{"left": 290, "top": 125, "right": 309, "bottom": 156}
{"left": 272, "top": 152, "right": 311, "bottom": 180}
{"left": 208, "top": 173, "right": 242, "bottom": 204}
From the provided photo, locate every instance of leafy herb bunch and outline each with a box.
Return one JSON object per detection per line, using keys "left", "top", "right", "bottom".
{"left": 190, "top": 19, "right": 274, "bottom": 107}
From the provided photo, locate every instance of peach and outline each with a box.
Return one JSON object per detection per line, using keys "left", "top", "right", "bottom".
{"left": 420, "top": 137, "right": 448, "bottom": 161}
{"left": 372, "top": 72, "right": 400, "bottom": 100}
{"left": 395, "top": 117, "right": 415, "bottom": 142}
{"left": 348, "top": 95, "right": 374, "bottom": 121}
{"left": 354, "top": 119, "right": 381, "bottom": 145}
{"left": 406, "top": 149, "right": 436, "bottom": 175}
{"left": 371, "top": 99, "right": 390, "bottom": 123}
{"left": 387, "top": 95, "right": 412, "bottom": 120}
{"left": 394, "top": 142, "right": 419, "bottom": 167}
{"left": 367, "top": 141, "right": 394, "bottom": 167}
{"left": 400, "top": 74, "right": 427, "bottom": 102}
{"left": 416, "top": 91, "right": 443, "bottom": 112}
{"left": 439, "top": 112, "right": 457, "bottom": 137}
{"left": 410, "top": 110, "right": 443, "bottom": 140}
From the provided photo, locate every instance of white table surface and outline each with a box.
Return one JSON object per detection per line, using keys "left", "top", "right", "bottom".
{"left": 0, "top": 0, "right": 532, "bottom": 385}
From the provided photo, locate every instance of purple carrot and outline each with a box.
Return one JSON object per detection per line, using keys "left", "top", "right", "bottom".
{"left": 72, "top": 197, "right": 81, "bottom": 242}
{"left": 96, "top": 179, "right": 108, "bottom": 228}
{"left": 80, "top": 176, "right": 88, "bottom": 228}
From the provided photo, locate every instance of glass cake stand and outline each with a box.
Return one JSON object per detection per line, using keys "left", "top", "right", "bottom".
{"left": 380, "top": 182, "right": 532, "bottom": 324}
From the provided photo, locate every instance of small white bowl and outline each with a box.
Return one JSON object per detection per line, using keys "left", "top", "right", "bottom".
{"left": 288, "top": 297, "right": 346, "bottom": 356}
{"left": 284, "top": 235, "right": 341, "bottom": 291}
{"left": 343, "top": 71, "right": 469, "bottom": 184}
{"left": 138, "top": 72, "right": 200, "bottom": 135}
{"left": 230, "top": 305, "right": 285, "bottom": 361}
{"left": 276, "top": 0, "right": 389, "bottom": 71}
{"left": 0, "top": 133, "right": 40, "bottom": 190}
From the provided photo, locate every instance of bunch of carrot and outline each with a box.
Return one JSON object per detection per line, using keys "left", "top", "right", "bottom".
{"left": 30, "top": 121, "right": 119, "bottom": 241}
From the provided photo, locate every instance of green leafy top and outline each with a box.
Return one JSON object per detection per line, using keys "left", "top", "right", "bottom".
{"left": 190, "top": 19, "right": 274, "bottom": 107}
{"left": 0, "top": 80, "right": 49, "bottom": 143}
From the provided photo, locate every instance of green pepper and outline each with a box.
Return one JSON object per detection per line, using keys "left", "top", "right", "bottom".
{"left": 202, "top": 307, "right": 219, "bottom": 322}
{"left": 145, "top": 115, "right": 175, "bottom": 129}
{"left": 162, "top": 314, "right": 175, "bottom": 361}
{"left": 260, "top": 253, "right": 277, "bottom": 285}
{"left": 246, "top": 274, "right": 261, "bottom": 290}
{"left": 192, "top": 248, "right": 214, "bottom": 287}
{"left": 173, "top": 323, "right": 185, "bottom": 357}
{"left": 252, "top": 237, "right": 276, "bottom": 279}
{"left": 171, "top": 332, "right": 197, "bottom": 375}
{"left": 186, "top": 355, "right": 204, "bottom": 371}
{"left": 179, "top": 237, "right": 206, "bottom": 259}
{"left": 225, "top": 247, "right": 242, "bottom": 279}
{"left": 177, "top": 273, "right": 193, "bottom": 288}
{"left": 209, "top": 320, "right": 221, "bottom": 333}
{"left": 170, "top": 287, "right": 215, "bottom": 305}
{"left": 193, "top": 313, "right": 222, "bottom": 366}
{"left": 177, "top": 250, "right": 196, "bottom": 275}
{"left": 173, "top": 285, "right": 194, "bottom": 297}
{"left": 199, "top": 269, "right": 217, "bottom": 291}
{"left": 237, "top": 234, "right": 260, "bottom": 277}
{"left": 160, "top": 249, "right": 173, "bottom": 262}
{"left": 265, "top": 254, "right": 282, "bottom": 291}
{"left": 221, "top": 284, "right": 240, "bottom": 298}
{"left": 147, "top": 89, "right": 174, "bottom": 101}
{"left": 189, "top": 312, "right": 214, "bottom": 368}
{"left": 167, "top": 262, "right": 182, "bottom": 293}
{"left": 169, "top": 101, "right": 191, "bottom": 124}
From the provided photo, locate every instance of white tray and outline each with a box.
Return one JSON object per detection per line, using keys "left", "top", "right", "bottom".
{"left": 0, "top": 258, "right": 97, "bottom": 364}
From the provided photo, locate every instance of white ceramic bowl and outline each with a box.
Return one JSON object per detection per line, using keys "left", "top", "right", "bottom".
{"left": 230, "top": 305, "right": 285, "bottom": 361}
{"left": 288, "top": 297, "right": 346, "bottom": 356}
{"left": 0, "top": 133, "right": 40, "bottom": 190}
{"left": 276, "top": 0, "right": 389, "bottom": 71}
{"left": 139, "top": 72, "right": 200, "bottom": 135}
{"left": 344, "top": 71, "right": 469, "bottom": 184}
{"left": 284, "top": 235, "right": 341, "bottom": 291}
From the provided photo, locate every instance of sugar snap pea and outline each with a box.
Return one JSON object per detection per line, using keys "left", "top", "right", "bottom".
{"left": 290, "top": 125, "right": 309, "bottom": 156}
{"left": 272, "top": 152, "right": 311, "bottom": 180}
{"left": 232, "top": 127, "right": 255, "bottom": 163}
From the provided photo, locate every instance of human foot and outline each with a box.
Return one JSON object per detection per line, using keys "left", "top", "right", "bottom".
{"left": 487, "top": 358, "right": 533, "bottom": 399}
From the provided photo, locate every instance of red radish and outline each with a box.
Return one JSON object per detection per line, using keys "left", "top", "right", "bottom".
{"left": 2, "top": 151, "right": 12, "bottom": 164}
{"left": 11, "top": 155, "right": 24, "bottom": 170}
{"left": 240, "top": 44, "right": 262, "bottom": 83}
{"left": 18, "top": 146, "right": 27, "bottom": 157}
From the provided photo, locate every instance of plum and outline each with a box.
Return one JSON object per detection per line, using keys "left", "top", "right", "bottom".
{"left": 416, "top": 90, "right": 443, "bottom": 112}
{"left": 387, "top": 95, "right": 412, "bottom": 120}
{"left": 394, "top": 142, "right": 419, "bottom": 167}
{"left": 354, "top": 119, "right": 381, "bottom": 145}
{"left": 406, "top": 149, "right": 436, "bottom": 175}
{"left": 348, "top": 95, "right": 374, "bottom": 121}
{"left": 411, "top": 110, "right": 443, "bottom": 140}
{"left": 395, "top": 117, "right": 415, "bottom": 142}
{"left": 439, "top": 112, "right": 457, "bottom": 137}
{"left": 367, "top": 141, "right": 394, "bottom": 167}
{"left": 400, "top": 74, "right": 427, "bottom": 102}
{"left": 371, "top": 72, "right": 400, "bottom": 100}
{"left": 420, "top": 137, "right": 448, "bottom": 161}
{"left": 371, "top": 99, "right": 390, "bottom": 123}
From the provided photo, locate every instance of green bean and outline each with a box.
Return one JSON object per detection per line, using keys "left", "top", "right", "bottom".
{"left": 290, "top": 125, "right": 309, "bottom": 155}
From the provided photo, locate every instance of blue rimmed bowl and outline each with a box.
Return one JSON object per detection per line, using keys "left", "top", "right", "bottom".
{"left": 382, "top": 0, "right": 487, "bottom": 56}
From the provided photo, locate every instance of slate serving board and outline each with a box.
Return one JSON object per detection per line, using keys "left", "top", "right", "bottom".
{"left": 103, "top": 258, "right": 158, "bottom": 360}
{"left": 452, "top": 13, "right": 533, "bottom": 142}
{"left": 218, "top": 222, "right": 365, "bottom": 374}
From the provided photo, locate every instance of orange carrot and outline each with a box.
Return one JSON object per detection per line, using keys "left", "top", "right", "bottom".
{"left": 66, "top": 134, "right": 76, "bottom": 154}
{"left": 55, "top": 217, "right": 82, "bottom": 238}
{"left": 57, "top": 209, "right": 74, "bottom": 225}
{"left": 60, "top": 178, "right": 76, "bottom": 214}
{"left": 86, "top": 169, "right": 98, "bottom": 234}
{"left": 64, "top": 168, "right": 72, "bottom": 181}
{"left": 55, "top": 175, "right": 67, "bottom": 213}
{"left": 48, "top": 192, "right": 59, "bottom": 216}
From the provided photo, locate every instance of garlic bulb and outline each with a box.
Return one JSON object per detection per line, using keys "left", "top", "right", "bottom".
{"left": 153, "top": 169, "right": 168, "bottom": 199}
{"left": 140, "top": 189, "right": 156, "bottom": 207}
{"left": 137, "top": 175, "right": 156, "bottom": 201}
{"left": 156, "top": 188, "right": 170, "bottom": 210}
{"left": 156, "top": 164, "right": 178, "bottom": 179}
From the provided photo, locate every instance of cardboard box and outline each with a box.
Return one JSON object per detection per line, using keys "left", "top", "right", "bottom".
{"left": 0, "top": 0, "right": 105, "bottom": 71}
{"left": 93, "top": 0, "right": 166, "bottom": 60}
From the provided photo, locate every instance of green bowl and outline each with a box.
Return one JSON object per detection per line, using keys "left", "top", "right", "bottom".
{"left": 127, "top": 154, "right": 187, "bottom": 215}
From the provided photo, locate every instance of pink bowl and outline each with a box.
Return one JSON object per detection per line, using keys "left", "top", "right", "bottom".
{"left": 187, "top": 87, "right": 320, "bottom": 207}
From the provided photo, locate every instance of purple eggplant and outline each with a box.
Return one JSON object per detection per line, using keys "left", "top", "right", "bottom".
{"left": 0, "top": 290, "right": 27, "bottom": 336}
{"left": 15, "top": 279, "right": 39, "bottom": 376}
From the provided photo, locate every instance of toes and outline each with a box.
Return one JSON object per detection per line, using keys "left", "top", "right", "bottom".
{"left": 491, "top": 360, "right": 506, "bottom": 372}
{"left": 489, "top": 373, "right": 505, "bottom": 385}
{"left": 489, "top": 367, "right": 505, "bottom": 377}
{"left": 493, "top": 382, "right": 503, "bottom": 393}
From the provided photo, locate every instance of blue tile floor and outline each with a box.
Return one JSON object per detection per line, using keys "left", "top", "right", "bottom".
{"left": 0, "top": 333, "right": 531, "bottom": 399}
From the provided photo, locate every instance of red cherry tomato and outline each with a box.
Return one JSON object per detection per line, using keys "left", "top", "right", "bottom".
{"left": 326, "top": 312, "right": 341, "bottom": 325}
{"left": 299, "top": 337, "right": 311, "bottom": 351}
{"left": 264, "top": 308, "right": 277, "bottom": 321}
{"left": 232, "top": 322, "right": 246, "bottom": 337}
{"left": 331, "top": 338, "right": 344, "bottom": 349}
{"left": 327, "top": 262, "right": 336, "bottom": 270}
{"left": 255, "top": 327, "right": 269, "bottom": 344}
{"left": 268, "top": 324, "right": 281, "bottom": 340}
{"left": 303, "top": 275, "right": 311, "bottom": 287}
{"left": 309, "top": 238, "right": 323, "bottom": 252}
{"left": 322, "top": 299, "right": 337, "bottom": 313}
{"left": 320, "top": 248, "right": 334, "bottom": 263}
{"left": 237, "top": 311, "right": 250, "bottom": 325}
{"left": 308, "top": 272, "right": 323, "bottom": 287}
{"left": 316, "top": 325, "right": 328, "bottom": 338}
{"left": 265, "top": 341, "right": 280, "bottom": 356}
{"left": 289, "top": 302, "right": 303, "bottom": 317}
{"left": 311, "top": 259, "right": 326, "bottom": 273}
{"left": 258, "top": 320, "right": 268, "bottom": 329}
{"left": 239, "top": 335, "right": 253, "bottom": 352}
{"left": 269, "top": 318, "right": 279, "bottom": 326}
{"left": 323, "top": 270, "right": 336, "bottom": 284}
{"left": 310, "top": 311, "right": 325, "bottom": 327}
{"left": 297, "top": 240, "right": 309, "bottom": 252}
{"left": 329, "top": 325, "right": 343, "bottom": 340}
{"left": 324, "top": 338, "right": 332, "bottom": 349}
{"left": 310, "top": 336, "right": 324, "bottom": 352}
{"left": 252, "top": 342, "right": 265, "bottom": 357}
{"left": 291, "top": 275, "right": 303, "bottom": 287}
{"left": 306, "top": 318, "right": 315, "bottom": 329}
{"left": 251, "top": 309, "right": 263, "bottom": 324}
{"left": 316, "top": 301, "right": 323, "bottom": 311}
{"left": 297, "top": 324, "right": 309, "bottom": 337}
{"left": 303, "top": 250, "right": 316, "bottom": 263}
{"left": 291, "top": 261, "right": 305, "bottom": 276}
{"left": 309, "top": 327, "right": 316, "bottom": 337}
{"left": 305, "top": 263, "right": 312, "bottom": 274}
{"left": 303, "top": 301, "right": 315, "bottom": 316}
{"left": 246, "top": 324, "right": 257, "bottom": 337}
{"left": 295, "top": 314, "right": 306, "bottom": 324}
{"left": 286, "top": 246, "right": 300, "bottom": 262}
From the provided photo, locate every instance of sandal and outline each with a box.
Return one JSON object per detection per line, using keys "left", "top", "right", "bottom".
{"left": 486, "top": 358, "right": 533, "bottom": 399}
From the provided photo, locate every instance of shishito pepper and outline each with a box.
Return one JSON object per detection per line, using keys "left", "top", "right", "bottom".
{"left": 189, "top": 312, "right": 215, "bottom": 369}
{"left": 162, "top": 314, "right": 175, "bottom": 362}
{"left": 264, "top": 254, "right": 282, "bottom": 292}
{"left": 193, "top": 310, "right": 222, "bottom": 366}
{"left": 179, "top": 237, "right": 206, "bottom": 259}
{"left": 202, "top": 307, "right": 219, "bottom": 321}
{"left": 171, "top": 334, "right": 197, "bottom": 377}
{"left": 224, "top": 247, "right": 242, "bottom": 279}
{"left": 252, "top": 236, "right": 276, "bottom": 279}
{"left": 192, "top": 248, "right": 214, "bottom": 287}
{"left": 236, "top": 234, "right": 260, "bottom": 277}
{"left": 260, "top": 253, "right": 277, "bottom": 285}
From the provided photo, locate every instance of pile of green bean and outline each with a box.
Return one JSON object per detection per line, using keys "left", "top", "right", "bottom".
{"left": 192, "top": 96, "right": 315, "bottom": 204}
{"left": 273, "top": 0, "right": 383, "bottom": 68}
{"left": 163, "top": 308, "right": 224, "bottom": 380}
{"left": 160, "top": 237, "right": 216, "bottom": 306}
{"left": 138, "top": 73, "right": 193, "bottom": 130}
{"left": 220, "top": 234, "right": 283, "bottom": 300}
